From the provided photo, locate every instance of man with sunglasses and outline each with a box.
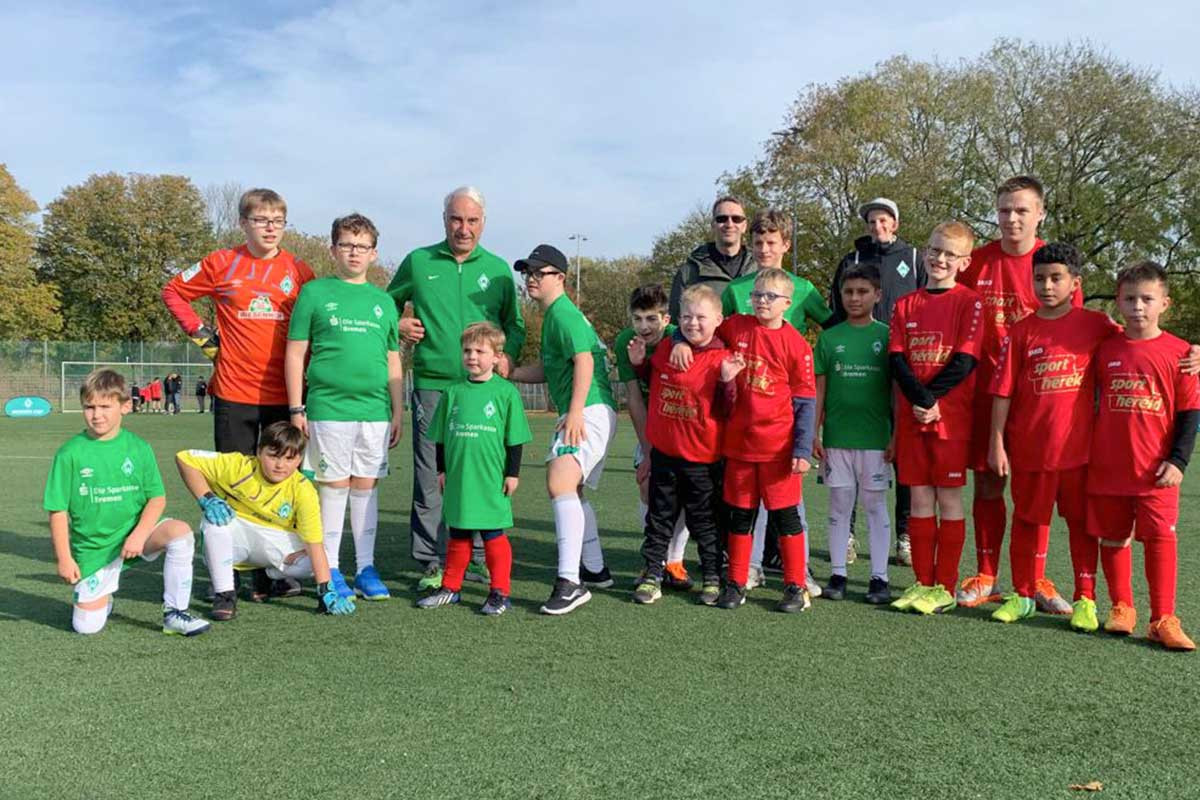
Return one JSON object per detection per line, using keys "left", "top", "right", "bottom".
{"left": 386, "top": 186, "right": 525, "bottom": 591}
{"left": 667, "top": 196, "right": 758, "bottom": 320}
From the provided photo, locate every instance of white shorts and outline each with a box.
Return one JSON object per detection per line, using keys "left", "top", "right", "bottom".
{"left": 821, "top": 448, "right": 890, "bottom": 491}
{"left": 73, "top": 548, "right": 162, "bottom": 605}
{"left": 545, "top": 404, "right": 617, "bottom": 489}
{"left": 305, "top": 420, "right": 390, "bottom": 482}
{"left": 204, "top": 516, "right": 311, "bottom": 574}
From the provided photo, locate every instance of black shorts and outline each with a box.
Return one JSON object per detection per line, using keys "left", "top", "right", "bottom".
{"left": 211, "top": 395, "right": 289, "bottom": 455}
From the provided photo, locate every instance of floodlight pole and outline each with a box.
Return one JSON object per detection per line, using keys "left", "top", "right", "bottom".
{"left": 568, "top": 233, "right": 588, "bottom": 302}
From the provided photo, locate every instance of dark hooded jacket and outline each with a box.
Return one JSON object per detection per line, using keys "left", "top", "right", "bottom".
{"left": 828, "top": 235, "right": 926, "bottom": 326}
{"left": 668, "top": 242, "right": 757, "bottom": 320}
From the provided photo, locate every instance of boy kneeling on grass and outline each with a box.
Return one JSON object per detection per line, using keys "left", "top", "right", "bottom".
{"left": 175, "top": 422, "right": 356, "bottom": 620}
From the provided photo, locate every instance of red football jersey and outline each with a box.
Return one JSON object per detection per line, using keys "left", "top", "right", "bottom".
{"left": 991, "top": 308, "right": 1122, "bottom": 471}
{"left": 718, "top": 314, "right": 815, "bottom": 463}
{"left": 1088, "top": 332, "right": 1200, "bottom": 496}
{"left": 163, "top": 245, "right": 314, "bottom": 406}
{"left": 888, "top": 284, "right": 985, "bottom": 441}
{"left": 646, "top": 339, "right": 727, "bottom": 463}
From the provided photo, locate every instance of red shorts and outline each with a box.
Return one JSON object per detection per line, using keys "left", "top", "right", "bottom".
{"left": 1010, "top": 467, "right": 1087, "bottom": 525}
{"left": 1085, "top": 490, "right": 1179, "bottom": 543}
{"left": 896, "top": 434, "right": 968, "bottom": 488}
{"left": 723, "top": 457, "right": 801, "bottom": 510}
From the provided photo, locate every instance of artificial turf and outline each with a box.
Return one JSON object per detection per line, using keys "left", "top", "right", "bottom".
{"left": 1, "top": 412, "right": 1197, "bottom": 799}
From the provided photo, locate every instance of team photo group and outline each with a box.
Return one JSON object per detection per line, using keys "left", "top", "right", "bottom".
{"left": 43, "top": 177, "right": 1200, "bottom": 652}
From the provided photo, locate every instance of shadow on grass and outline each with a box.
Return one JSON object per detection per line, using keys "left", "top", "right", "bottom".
{"left": 0, "top": 528, "right": 56, "bottom": 565}
{"left": 0, "top": 585, "right": 74, "bottom": 630}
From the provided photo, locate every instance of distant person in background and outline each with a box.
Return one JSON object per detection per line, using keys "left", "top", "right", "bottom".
{"left": 668, "top": 196, "right": 757, "bottom": 320}
{"left": 148, "top": 377, "right": 163, "bottom": 413}
{"left": 165, "top": 373, "right": 182, "bottom": 414}
{"left": 196, "top": 378, "right": 208, "bottom": 414}
{"left": 130, "top": 383, "right": 143, "bottom": 413}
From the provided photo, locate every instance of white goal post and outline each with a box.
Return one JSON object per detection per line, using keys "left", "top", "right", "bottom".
{"left": 60, "top": 361, "right": 215, "bottom": 412}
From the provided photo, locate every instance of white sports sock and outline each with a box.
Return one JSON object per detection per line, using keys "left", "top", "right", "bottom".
{"left": 202, "top": 521, "right": 236, "bottom": 593}
{"left": 72, "top": 603, "right": 110, "bottom": 634}
{"left": 862, "top": 488, "right": 892, "bottom": 580}
{"left": 580, "top": 500, "right": 605, "bottom": 572}
{"left": 638, "top": 500, "right": 649, "bottom": 528}
{"left": 799, "top": 500, "right": 811, "bottom": 568}
{"left": 666, "top": 514, "right": 690, "bottom": 563}
{"left": 750, "top": 502, "right": 768, "bottom": 570}
{"left": 162, "top": 532, "right": 195, "bottom": 611}
{"left": 827, "top": 487, "right": 855, "bottom": 576}
{"left": 553, "top": 494, "right": 584, "bottom": 582}
{"left": 319, "top": 485, "right": 349, "bottom": 569}
{"left": 349, "top": 487, "right": 378, "bottom": 574}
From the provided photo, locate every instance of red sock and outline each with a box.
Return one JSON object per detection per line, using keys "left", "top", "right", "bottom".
{"left": 483, "top": 534, "right": 513, "bottom": 596}
{"left": 934, "top": 518, "right": 967, "bottom": 590}
{"left": 1067, "top": 521, "right": 1098, "bottom": 601}
{"left": 1143, "top": 536, "right": 1178, "bottom": 621}
{"left": 1100, "top": 544, "right": 1134, "bottom": 606}
{"left": 727, "top": 532, "right": 752, "bottom": 586}
{"left": 1034, "top": 524, "right": 1050, "bottom": 581}
{"left": 443, "top": 536, "right": 472, "bottom": 592}
{"left": 909, "top": 515, "right": 936, "bottom": 585}
{"left": 779, "top": 532, "right": 806, "bottom": 587}
{"left": 972, "top": 495, "right": 1006, "bottom": 576}
{"left": 1009, "top": 518, "right": 1039, "bottom": 598}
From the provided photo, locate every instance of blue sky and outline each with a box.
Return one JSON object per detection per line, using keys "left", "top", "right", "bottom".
{"left": 2, "top": 1, "right": 1198, "bottom": 265}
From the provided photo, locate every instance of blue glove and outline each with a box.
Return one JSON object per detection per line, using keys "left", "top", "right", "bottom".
{"left": 198, "top": 492, "right": 235, "bottom": 526}
{"left": 317, "top": 582, "right": 356, "bottom": 615}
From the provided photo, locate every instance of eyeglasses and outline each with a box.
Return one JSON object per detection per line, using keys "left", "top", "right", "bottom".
{"left": 524, "top": 269, "right": 562, "bottom": 282}
{"left": 750, "top": 291, "right": 792, "bottom": 304}
{"left": 335, "top": 243, "right": 374, "bottom": 254}
{"left": 713, "top": 215, "right": 747, "bottom": 225}
{"left": 246, "top": 216, "right": 287, "bottom": 229}
{"left": 926, "top": 247, "right": 969, "bottom": 262}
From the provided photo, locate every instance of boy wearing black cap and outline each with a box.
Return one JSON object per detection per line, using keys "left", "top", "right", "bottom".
{"left": 510, "top": 245, "right": 618, "bottom": 615}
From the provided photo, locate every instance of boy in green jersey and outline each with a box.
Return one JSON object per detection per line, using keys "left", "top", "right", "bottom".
{"left": 285, "top": 214, "right": 403, "bottom": 601}
{"left": 812, "top": 264, "right": 894, "bottom": 603}
{"left": 44, "top": 369, "right": 210, "bottom": 636}
{"left": 418, "top": 323, "right": 533, "bottom": 616}
{"left": 510, "top": 244, "right": 618, "bottom": 615}
{"left": 615, "top": 284, "right": 692, "bottom": 589}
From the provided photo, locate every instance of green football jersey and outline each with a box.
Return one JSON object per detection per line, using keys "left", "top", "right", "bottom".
{"left": 541, "top": 295, "right": 616, "bottom": 412}
{"left": 288, "top": 277, "right": 400, "bottom": 422}
{"left": 614, "top": 324, "right": 676, "bottom": 402}
{"left": 430, "top": 376, "right": 533, "bottom": 530}
{"left": 42, "top": 429, "right": 165, "bottom": 579}
{"left": 814, "top": 320, "right": 892, "bottom": 450}
{"left": 721, "top": 271, "right": 833, "bottom": 333}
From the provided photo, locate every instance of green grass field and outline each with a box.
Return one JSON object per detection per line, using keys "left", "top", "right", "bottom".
{"left": 1, "top": 412, "right": 1198, "bottom": 800}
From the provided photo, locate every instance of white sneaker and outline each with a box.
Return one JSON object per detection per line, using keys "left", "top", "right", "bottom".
{"left": 896, "top": 535, "right": 912, "bottom": 567}
{"left": 846, "top": 535, "right": 858, "bottom": 565}
{"left": 806, "top": 569, "right": 823, "bottom": 599}
{"left": 746, "top": 566, "right": 766, "bottom": 591}
{"left": 163, "top": 608, "right": 211, "bottom": 637}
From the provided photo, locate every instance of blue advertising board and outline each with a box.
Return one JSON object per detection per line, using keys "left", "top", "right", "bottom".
{"left": 4, "top": 396, "right": 52, "bottom": 418}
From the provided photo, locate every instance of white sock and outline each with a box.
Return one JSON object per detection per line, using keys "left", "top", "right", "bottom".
{"left": 162, "top": 533, "right": 195, "bottom": 611}
{"left": 828, "top": 487, "right": 855, "bottom": 576}
{"left": 72, "top": 603, "right": 110, "bottom": 634}
{"left": 349, "top": 488, "right": 378, "bottom": 574}
{"left": 580, "top": 500, "right": 605, "bottom": 572}
{"left": 750, "top": 502, "right": 768, "bottom": 570}
{"left": 202, "top": 521, "right": 236, "bottom": 593}
{"left": 319, "top": 485, "right": 349, "bottom": 570}
{"left": 666, "top": 515, "right": 690, "bottom": 563}
{"left": 638, "top": 500, "right": 648, "bottom": 528}
{"left": 799, "top": 500, "right": 811, "bottom": 570}
{"left": 862, "top": 488, "right": 892, "bottom": 580}
{"left": 553, "top": 494, "right": 584, "bottom": 583}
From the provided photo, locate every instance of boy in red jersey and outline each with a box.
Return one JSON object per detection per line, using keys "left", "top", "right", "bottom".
{"left": 674, "top": 268, "right": 818, "bottom": 612}
{"left": 629, "top": 285, "right": 731, "bottom": 606}
{"left": 162, "top": 188, "right": 315, "bottom": 455}
{"left": 957, "top": 177, "right": 1082, "bottom": 610}
{"left": 1086, "top": 262, "right": 1199, "bottom": 651}
{"left": 888, "top": 221, "right": 984, "bottom": 616}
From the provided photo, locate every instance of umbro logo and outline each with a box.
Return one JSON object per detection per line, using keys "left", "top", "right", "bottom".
{"left": 1108, "top": 360, "right": 1122, "bottom": 367}
{"left": 1029, "top": 346, "right": 1043, "bottom": 356}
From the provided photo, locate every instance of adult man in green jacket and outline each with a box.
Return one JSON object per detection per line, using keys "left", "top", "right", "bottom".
{"left": 387, "top": 186, "right": 525, "bottom": 584}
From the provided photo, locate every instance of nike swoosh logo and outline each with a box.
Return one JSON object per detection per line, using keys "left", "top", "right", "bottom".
{"left": 426, "top": 275, "right": 440, "bottom": 280}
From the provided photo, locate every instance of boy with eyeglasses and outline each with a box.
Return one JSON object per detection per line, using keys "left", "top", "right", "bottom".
{"left": 510, "top": 245, "right": 618, "bottom": 616}
{"left": 888, "top": 222, "right": 985, "bottom": 616}
{"left": 284, "top": 213, "right": 403, "bottom": 602}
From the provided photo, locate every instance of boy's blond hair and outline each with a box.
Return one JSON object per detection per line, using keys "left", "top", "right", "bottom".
{"left": 462, "top": 321, "right": 506, "bottom": 354}
{"left": 239, "top": 188, "right": 287, "bottom": 219}
{"left": 80, "top": 369, "right": 129, "bottom": 405}
{"left": 680, "top": 284, "right": 722, "bottom": 313}
{"left": 753, "top": 267, "right": 794, "bottom": 295}
{"left": 749, "top": 209, "right": 792, "bottom": 242}
{"left": 929, "top": 221, "right": 975, "bottom": 253}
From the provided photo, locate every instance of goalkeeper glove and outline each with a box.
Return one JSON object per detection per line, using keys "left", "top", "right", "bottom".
{"left": 190, "top": 324, "right": 220, "bottom": 361}
{"left": 317, "top": 582, "right": 356, "bottom": 615}
{"left": 198, "top": 492, "right": 235, "bottom": 526}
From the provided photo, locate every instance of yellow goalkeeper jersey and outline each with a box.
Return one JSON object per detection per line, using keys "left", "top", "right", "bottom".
{"left": 176, "top": 450, "right": 322, "bottom": 543}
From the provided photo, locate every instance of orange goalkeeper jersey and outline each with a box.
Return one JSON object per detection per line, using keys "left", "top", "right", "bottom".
{"left": 163, "top": 245, "right": 314, "bottom": 405}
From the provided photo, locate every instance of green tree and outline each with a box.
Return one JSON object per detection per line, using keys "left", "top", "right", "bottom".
{"left": 36, "top": 173, "right": 213, "bottom": 340}
{"left": 0, "top": 164, "right": 62, "bottom": 338}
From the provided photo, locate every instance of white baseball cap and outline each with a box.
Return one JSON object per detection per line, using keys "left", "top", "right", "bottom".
{"left": 858, "top": 197, "right": 899, "bottom": 222}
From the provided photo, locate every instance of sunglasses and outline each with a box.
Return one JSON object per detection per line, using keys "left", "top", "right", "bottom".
{"left": 713, "top": 214, "right": 747, "bottom": 224}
